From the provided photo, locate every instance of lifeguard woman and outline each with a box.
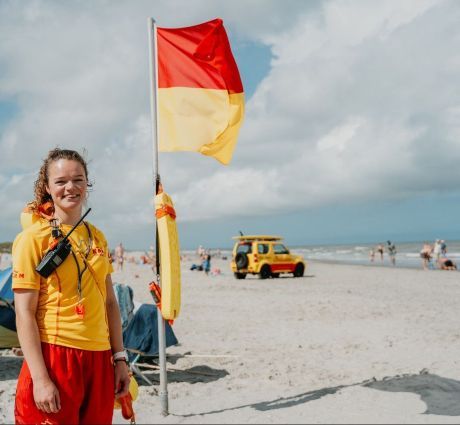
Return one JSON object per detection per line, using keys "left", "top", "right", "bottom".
{"left": 12, "top": 148, "right": 130, "bottom": 424}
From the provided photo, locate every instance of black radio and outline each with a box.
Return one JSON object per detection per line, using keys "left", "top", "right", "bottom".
{"left": 36, "top": 209, "right": 91, "bottom": 278}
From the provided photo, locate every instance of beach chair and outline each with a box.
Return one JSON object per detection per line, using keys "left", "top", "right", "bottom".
{"left": 123, "top": 303, "right": 178, "bottom": 384}
{"left": 113, "top": 282, "right": 178, "bottom": 384}
{"left": 113, "top": 282, "right": 135, "bottom": 332}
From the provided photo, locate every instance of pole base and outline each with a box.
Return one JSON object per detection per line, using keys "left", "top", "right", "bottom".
{"left": 159, "top": 391, "right": 169, "bottom": 416}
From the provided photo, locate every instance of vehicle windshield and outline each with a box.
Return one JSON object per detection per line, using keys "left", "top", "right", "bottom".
{"left": 236, "top": 243, "right": 252, "bottom": 254}
{"left": 273, "top": 244, "right": 289, "bottom": 254}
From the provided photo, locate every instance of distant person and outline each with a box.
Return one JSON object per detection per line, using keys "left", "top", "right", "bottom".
{"left": 438, "top": 257, "right": 457, "bottom": 271}
{"left": 190, "top": 263, "right": 203, "bottom": 271}
{"left": 369, "top": 248, "right": 375, "bottom": 263}
{"left": 420, "top": 242, "right": 433, "bottom": 270}
{"left": 440, "top": 240, "right": 447, "bottom": 257}
{"left": 387, "top": 241, "right": 397, "bottom": 266}
{"left": 377, "top": 244, "right": 384, "bottom": 262}
{"left": 203, "top": 252, "right": 211, "bottom": 275}
{"left": 115, "top": 242, "right": 125, "bottom": 271}
{"left": 433, "top": 240, "right": 442, "bottom": 263}
{"left": 147, "top": 246, "right": 156, "bottom": 264}
{"left": 140, "top": 254, "right": 149, "bottom": 265}
{"left": 211, "top": 267, "right": 221, "bottom": 276}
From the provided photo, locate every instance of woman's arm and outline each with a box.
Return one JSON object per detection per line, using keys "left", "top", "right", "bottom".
{"left": 105, "top": 274, "right": 130, "bottom": 398}
{"left": 15, "top": 289, "right": 61, "bottom": 413}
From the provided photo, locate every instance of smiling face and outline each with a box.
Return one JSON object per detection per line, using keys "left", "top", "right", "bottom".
{"left": 46, "top": 159, "right": 88, "bottom": 216}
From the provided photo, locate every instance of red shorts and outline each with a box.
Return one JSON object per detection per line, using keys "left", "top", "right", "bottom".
{"left": 15, "top": 343, "right": 115, "bottom": 424}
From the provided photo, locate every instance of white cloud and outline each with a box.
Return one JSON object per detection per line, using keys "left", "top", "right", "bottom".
{"left": 317, "top": 117, "right": 364, "bottom": 152}
{"left": 1, "top": 0, "right": 460, "bottom": 248}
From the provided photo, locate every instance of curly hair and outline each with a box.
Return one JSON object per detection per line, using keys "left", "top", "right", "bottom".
{"left": 32, "top": 148, "right": 93, "bottom": 210}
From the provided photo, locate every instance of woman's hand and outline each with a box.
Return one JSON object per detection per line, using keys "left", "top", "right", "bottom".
{"left": 114, "top": 361, "right": 131, "bottom": 398}
{"left": 15, "top": 289, "right": 60, "bottom": 413}
{"left": 33, "top": 376, "right": 61, "bottom": 413}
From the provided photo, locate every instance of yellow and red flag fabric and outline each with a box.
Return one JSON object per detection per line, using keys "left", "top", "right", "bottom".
{"left": 157, "top": 18, "right": 244, "bottom": 165}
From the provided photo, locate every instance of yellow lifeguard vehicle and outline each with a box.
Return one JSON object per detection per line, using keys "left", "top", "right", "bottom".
{"left": 230, "top": 235, "right": 306, "bottom": 279}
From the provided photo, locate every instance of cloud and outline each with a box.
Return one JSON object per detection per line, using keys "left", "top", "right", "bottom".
{"left": 234, "top": 0, "right": 460, "bottom": 201}
{"left": 1, "top": 0, "right": 460, "bottom": 248}
{"left": 317, "top": 117, "right": 364, "bottom": 152}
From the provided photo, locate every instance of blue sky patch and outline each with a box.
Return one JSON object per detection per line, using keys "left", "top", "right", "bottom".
{"left": 0, "top": 99, "right": 18, "bottom": 134}
{"left": 231, "top": 40, "right": 272, "bottom": 99}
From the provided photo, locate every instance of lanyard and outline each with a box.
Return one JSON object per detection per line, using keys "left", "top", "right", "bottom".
{"left": 66, "top": 222, "right": 92, "bottom": 318}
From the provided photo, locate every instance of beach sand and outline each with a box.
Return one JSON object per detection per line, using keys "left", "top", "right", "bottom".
{"left": 1, "top": 258, "right": 460, "bottom": 424}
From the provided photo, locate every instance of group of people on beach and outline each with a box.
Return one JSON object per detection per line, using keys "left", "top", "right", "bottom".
{"left": 420, "top": 239, "right": 456, "bottom": 270}
{"left": 369, "top": 241, "right": 397, "bottom": 266}
{"left": 369, "top": 239, "right": 456, "bottom": 270}
{"left": 190, "top": 244, "right": 213, "bottom": 275}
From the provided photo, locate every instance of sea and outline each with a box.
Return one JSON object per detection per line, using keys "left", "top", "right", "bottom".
{"left": 288, "top": 240, "right": 460, "bottom": 270}
{"left": 206, "top": 240, "right": 460, "bottom": 271}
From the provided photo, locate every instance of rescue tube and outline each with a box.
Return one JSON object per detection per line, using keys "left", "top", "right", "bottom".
{"left": 114, "top": 375, "right": 138, "bottom": 420}
{"left": 20, "top": 202, "right": 54, "bottom": 230}
{"left": 155, "top": 191, "right": 181, "bottom": 320}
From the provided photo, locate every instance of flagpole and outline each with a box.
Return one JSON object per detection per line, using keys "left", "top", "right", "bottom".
{"left": 148, "top": 16, "right": 169, "bottom": 416}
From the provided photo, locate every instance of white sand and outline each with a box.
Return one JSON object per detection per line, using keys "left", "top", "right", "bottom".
{"left": 2, "top": 258, "right": 460, "bottom": 424}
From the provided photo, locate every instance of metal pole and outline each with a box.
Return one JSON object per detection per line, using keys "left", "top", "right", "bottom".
{"left": 148, "top": 18, "right": 160, "bottom": 177}
{"left": 148, "top": 16, "right": 169, "bottom": 416}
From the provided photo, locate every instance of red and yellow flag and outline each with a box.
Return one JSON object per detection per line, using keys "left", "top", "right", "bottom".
{"left": 157, "top": 18, "right": 244, "bottom": 165}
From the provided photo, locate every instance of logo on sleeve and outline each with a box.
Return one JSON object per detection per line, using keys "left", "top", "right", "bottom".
{"left": 13, "top": 269, "right": 25, "bottom": 279}
{"left": 92, "top": 247, "right": 105, "bottom": 256}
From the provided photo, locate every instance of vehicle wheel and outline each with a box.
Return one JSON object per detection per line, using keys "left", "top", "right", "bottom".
{"left": 271, "top": 273, "right": 280, "bottom": 278}
{"left": 293, "top": 263, "right": 305, "bottom": 277}
{"left": 234, "top": 272, "right": 247, "bottom": 280}
{"left": 259, "top": 265, "right": 271, "bottom": 279}
{"left": 235, "top": 253, "right": 249, "bottom": 269}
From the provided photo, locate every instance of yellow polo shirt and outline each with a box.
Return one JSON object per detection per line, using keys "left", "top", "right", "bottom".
{"left": 12, "top": 218, "right": 114, "bottom": 351}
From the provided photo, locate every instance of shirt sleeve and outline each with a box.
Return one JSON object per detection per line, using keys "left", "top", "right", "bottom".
{"left": 93, "top": 226, "right": 114, "bottom": 275}
{"left": 12, "top": 230, "right": 42, "bottom": 291}
{"left": 106, "top": 240, "right": 114, "bottom": 275}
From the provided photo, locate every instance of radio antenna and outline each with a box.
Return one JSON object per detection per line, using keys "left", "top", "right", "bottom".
{"left": 61, "top": 208, "right": 92, "bottom": 242}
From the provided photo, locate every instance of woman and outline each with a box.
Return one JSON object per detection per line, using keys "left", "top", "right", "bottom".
{"left": 377, "top": 243, "right": 384, "bottom": 262}
{"left": 12, "top": 148, "right": 130, "bottom": 424}
{"left": 203, "top": 252, "right": 211, "bottom": 275}
{"left": 115, "top": 242, "right": 125, "bottom": 271}
{"left": 420, "top": 242, "right": 433, "bottom": 270}
{"left": 438, "top": 257, "right": 457, "bottom": 271}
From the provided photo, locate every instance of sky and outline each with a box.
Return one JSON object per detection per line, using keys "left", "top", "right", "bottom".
{"left": 1, "top": 0, "right": 460, "bottom": 251}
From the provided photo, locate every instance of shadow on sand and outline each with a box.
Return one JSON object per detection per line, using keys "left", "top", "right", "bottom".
{"left": 136, "top": 363, "right": 229, "bottom": 387}
{"left": 174, "top": 370, "right": 460, "bottom": 418}
{"left": 364, "top": 370, "right": 460, "bottom": 416}
{"left": 131, "top": 353, "right": 229, "bottom": 387}
{"left": 3, "top": 352, "right": 459, "bottom": 418}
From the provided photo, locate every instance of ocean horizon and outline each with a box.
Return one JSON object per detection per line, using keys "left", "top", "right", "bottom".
{"left": 182, "top": 239, "right": 460, "bottom": 271}
{"left": 2, "top": 239, "right": 458, "bottom": 272}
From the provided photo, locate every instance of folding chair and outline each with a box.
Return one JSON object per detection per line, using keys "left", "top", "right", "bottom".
{"left": 113, "top": 282, "right": 135, "bottom": 332}
{"left": 123, "top": 303, "right": 178, "bottom": 385}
